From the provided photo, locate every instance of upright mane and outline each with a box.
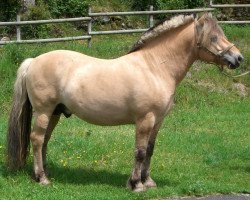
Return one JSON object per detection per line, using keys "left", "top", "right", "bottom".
{"left": 129, "top": 14, "right": 196, "bottom": 53}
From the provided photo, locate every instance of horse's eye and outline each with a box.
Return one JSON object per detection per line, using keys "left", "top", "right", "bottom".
{"left": 210, "top": 36, "right": 218, "bottom": 43}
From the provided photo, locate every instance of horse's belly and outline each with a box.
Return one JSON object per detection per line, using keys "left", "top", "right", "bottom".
{"left": 63, "top": 68, "right": 136, "bottom": 125}
{"left": 72, "top": 105, "right": 134, "bottom": 126}
{"left": 65, "top": 95, "right": 134, "bottom": 125}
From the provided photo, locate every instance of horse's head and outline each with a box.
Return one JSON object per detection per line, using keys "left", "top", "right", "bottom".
{"left": 195, "top": 13, "right": 243, "bottom": 69}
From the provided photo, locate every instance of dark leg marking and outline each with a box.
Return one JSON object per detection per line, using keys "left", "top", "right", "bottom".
{"left": 140, "top": 121, "right": 163, "bottom": 188}
{"left": 128, "top": 147, "right": 147, "bottom": 190}
{"left": 135, "top": 148, "right": 146, "bottom": 163}
{"left": 141, "top": 142, "right": 155, "bottom": 182}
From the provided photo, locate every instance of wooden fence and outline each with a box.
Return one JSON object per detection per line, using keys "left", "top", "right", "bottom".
{"left": 0, "top": 0, "right": 249, "bottom": 46}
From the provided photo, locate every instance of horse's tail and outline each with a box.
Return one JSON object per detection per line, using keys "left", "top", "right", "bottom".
{"left": 7, "top": 58, "right": 33, "bottom": 170}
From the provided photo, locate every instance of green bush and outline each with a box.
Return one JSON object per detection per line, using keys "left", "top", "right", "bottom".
{"left": 47, "top": 0, "right": 88, "bottom": 18}
{"left": 0, "top": 0, "right": 21, "bottom": 37}
{"left": 157, "top": 0, "right": 185, "bottom": 10}
{"left": 21, "top": 1, "right": 52, "bottom": 39}
{"left": 131, "top": 0, "right": 205, "bottom": 11}
{"left": 131, "top": 0, "right": 157, "bottom": 11}
{"left": 214, "top": 0, "right": 234, "bottom": 3}
{"left": 0, "top": 0, "right": 21, "bottom": 21}
{"left": 183, "top": 0, "right": 205, "bottom": 8}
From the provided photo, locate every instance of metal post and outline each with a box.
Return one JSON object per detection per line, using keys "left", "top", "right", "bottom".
{"left": 16, "top": 14, "right": 21, "bottom": 41}
{"left": 149, "top": 5, "right": 154, "bottom": 28}
{"left": 87, "top": 7, "right": 92, "bottom": 48}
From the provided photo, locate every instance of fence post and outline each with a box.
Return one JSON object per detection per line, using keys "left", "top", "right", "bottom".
{"left": 209, "top": 0, "right": 213, "bottom": 7}
{"left": 149, "top": 5, "right": 154, "bottom": 28}
{"left": 16, "top": 14, "right": 21, "bottom": 41}
{"left": 87, "top": 7, "right": 92, "bottom": 48}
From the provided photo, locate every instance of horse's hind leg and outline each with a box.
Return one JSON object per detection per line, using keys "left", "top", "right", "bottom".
{"left": 127, "top": 112, "right": 155, "bottom": 192}
{"left": 141, "top": 121, "right": 162, "bottom": 188}
{"left": 42, "top": 114, "right": 61, "bottom": 173}
{"left": 30, "top": 112, "right": 52, "bottom": 185}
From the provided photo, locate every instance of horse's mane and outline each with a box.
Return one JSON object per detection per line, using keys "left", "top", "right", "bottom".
{"left": 129, "top": 14, "right": 196, "bottom": 53}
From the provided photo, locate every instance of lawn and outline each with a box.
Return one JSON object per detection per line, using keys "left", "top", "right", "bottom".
{"left": 0, "top": 26, "right": 249, "bottom": 200}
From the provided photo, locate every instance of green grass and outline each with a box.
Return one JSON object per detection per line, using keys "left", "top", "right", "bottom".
{"left": 0, "top": 26, "right": 249, "bottom": 200}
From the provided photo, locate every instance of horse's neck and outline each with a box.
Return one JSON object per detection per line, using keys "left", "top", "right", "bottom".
{"left": 138, "top": 22, "right": 197, "bottom": 85}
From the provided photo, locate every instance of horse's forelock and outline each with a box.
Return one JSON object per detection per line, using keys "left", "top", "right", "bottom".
{"left": 201, "top": 16, "right": 225, "bottom": 46}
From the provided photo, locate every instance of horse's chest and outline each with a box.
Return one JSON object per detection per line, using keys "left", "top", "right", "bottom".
{"left": 164, "top": 94, "right": 175, "bottom": 115}
{"left": 154, "top": 93, "right": 175, "bottom": 117}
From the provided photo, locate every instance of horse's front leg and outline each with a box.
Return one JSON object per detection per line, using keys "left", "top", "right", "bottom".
{"left": 141, "top": 121, "right": 163, "bottom": 188}
{"left": 127, "top": 113, "right": 155, "bottom": 192}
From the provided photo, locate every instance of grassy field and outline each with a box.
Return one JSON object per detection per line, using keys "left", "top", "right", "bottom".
{"left": 0, "top": 25, "right": 249, "bottom": 200}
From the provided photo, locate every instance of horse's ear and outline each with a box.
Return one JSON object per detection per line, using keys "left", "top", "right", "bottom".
{"left": 195, "top": 15, "right": 205, "bottom": 35}
{"left": 204, "top": 12, "right": 213, "bottom": 19}
{"left": 198, "top": 12, "right": 213, "bottom": 20}
{"left": 193, "top": 13, "right": 198, "bottom": 20}
{"left": 195, "top": 14, "right": 206, "bottom": 44}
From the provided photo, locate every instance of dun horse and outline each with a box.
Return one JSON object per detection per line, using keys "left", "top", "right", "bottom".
{"left": 7, "top": 13, "right": 243, "bottom": 192}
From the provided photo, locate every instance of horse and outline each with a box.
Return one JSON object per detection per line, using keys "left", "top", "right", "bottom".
{"left": 7, "top": 13, "right": 243, "bottom": 192}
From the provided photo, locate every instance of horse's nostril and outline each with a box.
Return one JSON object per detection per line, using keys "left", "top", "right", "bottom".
{"left": 237, "top": 55, "right": 244, "bottom": 62}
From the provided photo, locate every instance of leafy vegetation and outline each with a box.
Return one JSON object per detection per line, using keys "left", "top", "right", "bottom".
{"left": 131, "top": 0, "right": 205, "bottom": 11}
{"left": 0, "top": 25, "right": 249, "bottom": 199}
{"left": 0, "top": 0, "right": 21, "bottom": 22}
{"left": 46, "top": 0, "right": 88, "bottom": 17}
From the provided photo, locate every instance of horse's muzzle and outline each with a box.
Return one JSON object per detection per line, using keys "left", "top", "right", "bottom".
{"left": 223, "top": 53, "right": 244, "bottom": 69}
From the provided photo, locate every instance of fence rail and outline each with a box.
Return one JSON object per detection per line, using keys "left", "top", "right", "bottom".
{"left": 0, "top": 0, "right": 249, "bottom": 46}
{"left": 218, "top": 21, "right": 250, "bottom": 24}
{"left": 209, "top": 0, "right": 250, "bottom": 8}
{"left": 89, "top": 29, "right": 148, "bottom": 35}
{"left": 0, "top": 17, "right": 91, "bottom": 26}
{"left": 1, "top": 36, "right": 91, "bottom": 44}
{"left": 88, "top": 8, "right": 215, "bottom": 17}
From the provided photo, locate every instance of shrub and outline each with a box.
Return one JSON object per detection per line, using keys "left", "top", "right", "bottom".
{"left": 0, "top": 0, "right": 21, "bottom": 21}
{"left": 131, "top": 0, "right": 206, "bottom": 11}
{"left": 183, "top": 0, "right": 205, "bottom": 9}
{"left": 21, "top": 1, "right": 52, "bottom": 39}
{"left": 157, "top": 0, "right": 185, "bottom": 10}
{"left": 0, "top": 0, "right": 22, "bottom": 38}
{"left": 46, "top": 0, "right": 88, "bottom": 18}
{"left": 131, "top": 0, "right": 157, "bottom": 11}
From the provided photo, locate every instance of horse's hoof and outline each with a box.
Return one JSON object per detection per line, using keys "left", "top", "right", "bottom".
{"left": 33, "top": 171, "right": 51, "bottom": 185}
{"left": 39, "top": 177, "right": 51, "bottom": 185}
{"left": 133, "top": 182, "right": 146, "bottom": 192}
{"left": 143, "top": 177, "right": 157, "bottom": 188}
{"left": 127, "top": 179, "right": 146, "bottom": 192}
